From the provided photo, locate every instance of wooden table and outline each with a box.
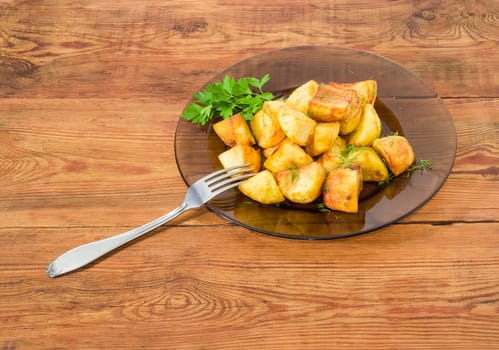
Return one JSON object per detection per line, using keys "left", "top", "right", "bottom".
{"left": 1, "top": 1, "right": 497, "bottom": 349}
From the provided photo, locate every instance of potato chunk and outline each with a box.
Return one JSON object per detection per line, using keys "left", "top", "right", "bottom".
{"left": 330, "top": 79, "right": 377, "bottom": 106}
{"left": 250, "top": 101, "right": 286, "bottom": 149}
{"left": 262, "top": 143, "right": 279, "bottom": 158}
{"left": 305, "top": 122, "right": 340, "bottom": 157}
{"left": 328, "top": 79, "right": 375, "bottom": 135}
{"left": 308, "top": 84, "right": 361, "bottom": 122}
{"left": 285, "top": 80, "right": 319, "bottom": 115}
{"left": 323, "top": 164, "right": 363, "bottom": 213}
{"left": 238, "top": 170, "right": 285, "bottom": 205}
{"left": 277, "top": 104, "right": 316, "bottom": 146}
{"left": 263, "top": 138, "right": 313, "bottom": 173}
{"left": 346, "top": 147, "right": 389, "bottom": 182}
{"left": 373, "top": 135, "right": 415, "bottom": 176}
{"left": 339, "top": 100, "right": 362, "bottom": 135}
{"left": 348, "top": 104, "right": 381, "bottom": 147}
{"left": 218, "top": 144, "right": 261, "bottom": 174}
{"left": 318, "top": 136, "right": 347, "bottom": 173}
{"left": 213, "top": 114, "right": 256, "bottom": 147}
{"left": 276, "top": 162, "right": 326, "bottom": 204}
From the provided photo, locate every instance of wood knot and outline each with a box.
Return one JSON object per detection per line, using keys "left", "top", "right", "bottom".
{"left": 0, "top": 56, "right": 38, "bottom": 78}
{"left": 172, "top": 19, "right": 208, "bottom": 35}
{"left": 413, "top": 9, "right": 436, "bottom": 21}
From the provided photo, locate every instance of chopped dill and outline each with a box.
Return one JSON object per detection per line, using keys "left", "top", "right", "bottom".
{"left": 317, "top": 203, "right": 331, "bottom": 213}
{"left": 378, "top": 172, "right": 395, "bottom": 186}
{"left": 339, "top": 144, "right": 368, "bottom": 168}
{"left": 288, "top": 164, "right": 299, "bottom": 182}
{"left": 406, "top": 159, "right": 433, "bottom": 176}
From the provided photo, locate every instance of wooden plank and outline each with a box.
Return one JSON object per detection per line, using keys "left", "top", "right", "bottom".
{"left": 0, "top": 223, "right": 498, "bottom": 349}
{"left": 1, "top": 97, "right": 496, "bottom": 228}
{"left": 406, "top": 97, "right": 498, "bottom": 222}
{"left": 1, "top": 0, "right": 497, "bottom": 98}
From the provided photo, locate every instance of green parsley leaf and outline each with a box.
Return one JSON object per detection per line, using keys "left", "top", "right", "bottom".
{"left": 181, "top": 75, "right": 274, "bottom": 125}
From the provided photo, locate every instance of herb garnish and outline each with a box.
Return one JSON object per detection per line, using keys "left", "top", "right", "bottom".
{"left": 378, "top": 159, "right": 433, "bottom": 186}
{"left": 406, "top": 159, "right": 433, "bottom": 176}
{"left": 288, "top": 164, "right": 299, "bottom": 182}
{"left": 181, "top": 74, "right": 274, "bottom": 125}
{"left": 378, "top": 173, "right": 395, "bottom": 186}
{"left": 317, "top": 203, "right": 331, "bottom": 213}
{"left": 339, "top": 144, "right": 368, "bottom": 168}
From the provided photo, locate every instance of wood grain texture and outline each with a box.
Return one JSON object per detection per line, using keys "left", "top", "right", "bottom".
{"left": 1, "top": 0, "right": 498, "bottom": 98}
{"left": 0, "top": 98, "right": 495, "bottom": 227}
{"left": 0, "top": 0, "right": 498, "bottom": 349}
{"left": 1, "top": 224, "right": 499, "bottom": 349}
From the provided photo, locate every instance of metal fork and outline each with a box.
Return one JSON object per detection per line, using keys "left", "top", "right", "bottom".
{"left": 46, "top": 164, "right": 254, "bottom": 278}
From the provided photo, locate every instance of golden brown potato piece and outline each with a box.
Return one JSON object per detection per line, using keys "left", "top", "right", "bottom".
{"left": 346, "top": 147, "right": 389, "bottom": 182}
{"left": 372, "top": 135, "right": 415, "bottom": 176}
{"left": 308, "top": 84, "right": 360, "bottom": 123}
{"left": 348, "top": 104, "right": 381, "bottom": 147}
{"left": 277, "top": 104, "right": 316, "bottom": 146}
{"left": 263, "top": 138, "right": 313, "bottom": 173}
{"left": 218, "top": 144, "right": 261, "bottom": 174}
{"left": 213, "top": 114, "right": 256, "bottom": 147}
{"left": 250, "top": 101, "right": 286, "bottom": 149}
{"left": 330, "top": 80, "right": 377, "bottom": 106}
{"left": 285, "top": 80, "right": 319, "bottom": 115}
{"left": 262, "top": 143, "right": 280, "bottom": 158}
{"left": 318, "top": 136, "right": 347, "bottom": 173}
{"left": 306, "top": 122, "right": 340, "bottom": 157}
{"left": 356, "top": 79, "right": 377, "bottom": 105}
{"left": 276, "top": 162, "right": 326, "bottom": 204}
{"left": 261, "top": 99, "right": 285, "bottom": 117}
{"left": 339, "top": 99, "right": 362, "bottom": 135}
{"left": 323, "top": 164, "right": 363, "bottom": 213}
{"left": 328, "top": 80, "right": 372, "bottom": 135}
{"left": 238, "top": 170, "right": 285, "bottom": 205}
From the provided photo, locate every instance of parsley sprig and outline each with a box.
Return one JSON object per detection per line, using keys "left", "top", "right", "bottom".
{"left": 181, "top": 74, "right": 274, "bottom": 125}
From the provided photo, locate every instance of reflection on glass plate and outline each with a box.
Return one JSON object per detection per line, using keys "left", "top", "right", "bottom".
{"left": 174, "top": 45, "right": 456, "bottom": 240}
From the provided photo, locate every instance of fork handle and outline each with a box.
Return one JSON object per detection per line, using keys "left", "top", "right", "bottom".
{"left": 46, "top": 202, "right": 188, "bottom": 278}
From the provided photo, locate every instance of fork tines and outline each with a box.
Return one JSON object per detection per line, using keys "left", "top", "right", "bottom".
{"left": 205, "top": 164, "right": 254, "bottom": 193}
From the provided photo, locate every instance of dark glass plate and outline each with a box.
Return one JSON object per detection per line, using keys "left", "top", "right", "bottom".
{"left": 174, "top": 46, "right": 457, "bottom": 240}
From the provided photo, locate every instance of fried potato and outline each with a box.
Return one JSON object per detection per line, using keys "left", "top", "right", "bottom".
{"left": 262, "top": 143, "right": 280, "bottom": 158}
{"left": 308, "top": 84, "right": 360, "bottom": 122}
{"left": 213, "top": 114, "right": 256, "bottom": 147}
{"left": 263, "top": 138, "right": 313, "bottom": 173}
{"left": 285, "top": 80, "right": 319, "bottom": 115}
{"left": 306, "top": 122, "right": 341, "bottom": 157}
{"left": 218, "top": 144, "right": 261, "bottom": 174}
{"left": 277, "top": 104, "right": 317, "bottom": 146}
{"left": 348, "top": 104, "right": 381, "bottom": 147}
{"left": 373, "top": 135, "right": 415, "bottom": 176}
{"left": 323, "top": 164, "right": 363, "bottom": 213}
{"left": 318, "top": 136, "right": 347, "bottom": 173}
{"left": 339, "top": 99, "right": 362, "bottom": 135}
{"left": 347, "top": 147, "right": 389, "bottom": 182}
{"left": 250, "top": 101, "right": 286, "bottom": 149}
{"left": 238, "top": 170, "right": 285, "bottom": 205}
{"left": 276, "top": 162, "right": 326, "bottom": 204}
{"left": 330, "top": 79, "right": 377, "bottom": 106}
